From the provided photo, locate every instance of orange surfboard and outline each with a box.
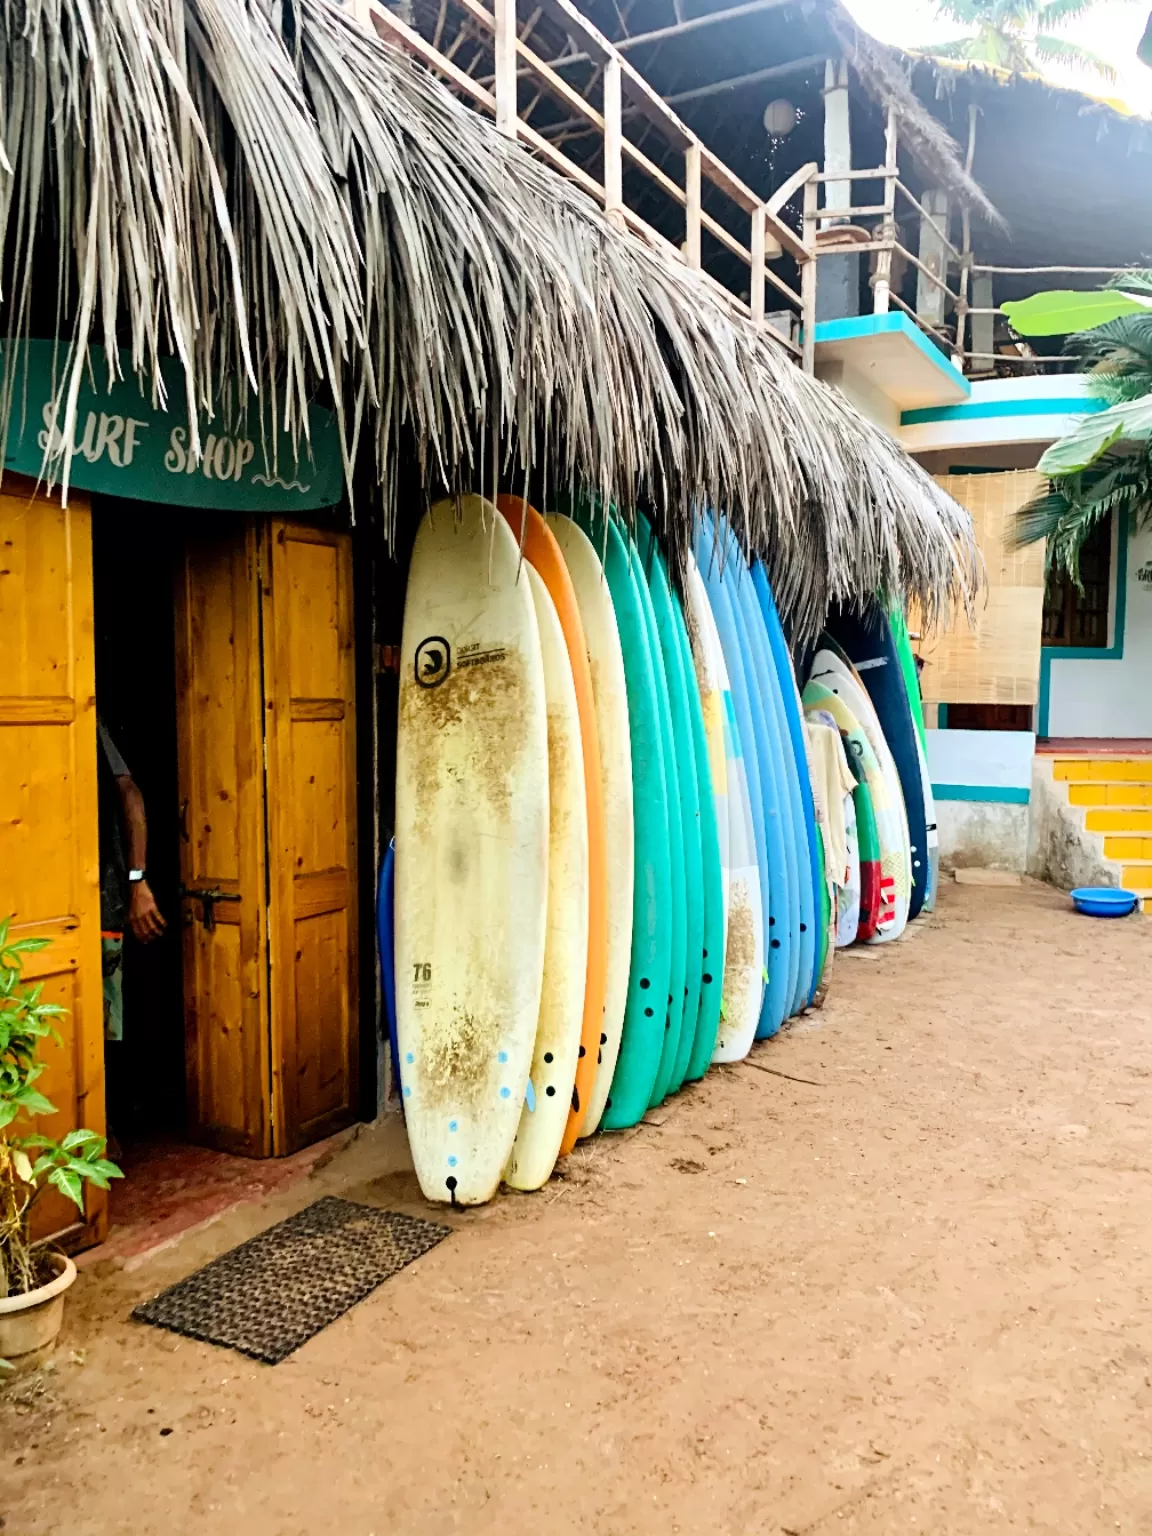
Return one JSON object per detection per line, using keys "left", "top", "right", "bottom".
{"left": 497, "top": 495, "right": 609, "bottom": 1156}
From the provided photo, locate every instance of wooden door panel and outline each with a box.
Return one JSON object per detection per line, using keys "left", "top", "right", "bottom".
{"left": 263, "top": 523, "right": 358, "bottom": 1153}
{"left": 0, "top": 481, "right": 105, "bottom": 1247}
{"left": 175, "top": 528, "right": 271, "bottom": 1156}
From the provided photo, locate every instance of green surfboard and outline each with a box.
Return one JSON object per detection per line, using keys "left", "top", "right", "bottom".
{"left": 636, "top": 516, "right": 704, "bottom": 1096}
{"left": 676, "top": 589, "right": 725, "bottom": 1081}
{"left": 561, "top": 498, "right": 671, "bottom": 1128}
{"left": 628, "top": 527, "right": 688, "bottom": 1107}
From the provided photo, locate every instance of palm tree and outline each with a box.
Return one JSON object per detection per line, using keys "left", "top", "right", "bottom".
{"left": 920, "top": 1, "right": 1124, "bottom": 85}
{"left": 1015, "top": 272, "right": 1152, "bottom": 580}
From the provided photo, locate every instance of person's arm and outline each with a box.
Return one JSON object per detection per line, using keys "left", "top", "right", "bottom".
{"left": 116, "top": 773, "right": 167, "bottom": 943}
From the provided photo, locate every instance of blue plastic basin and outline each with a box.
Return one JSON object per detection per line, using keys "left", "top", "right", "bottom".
{"left": 1070, "top": 886, "right": 1139, "bottom": 918}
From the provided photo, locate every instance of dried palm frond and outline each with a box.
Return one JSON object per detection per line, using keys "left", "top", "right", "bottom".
{"left": 0, "top": 0, "right": 978, "bottom": 640}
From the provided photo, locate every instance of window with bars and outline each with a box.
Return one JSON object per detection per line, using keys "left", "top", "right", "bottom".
{"left": 1041, "top": 513, "right": 1113, "bottom": 648}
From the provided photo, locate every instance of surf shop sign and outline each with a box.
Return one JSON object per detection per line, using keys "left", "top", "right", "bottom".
{"left": 1, "top": 340, "right": 343, "bottom": 512}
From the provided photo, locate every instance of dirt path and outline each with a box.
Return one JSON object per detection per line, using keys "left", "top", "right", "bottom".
{"left": 5, "top": 880, "right": 1152, "bottom": 1535}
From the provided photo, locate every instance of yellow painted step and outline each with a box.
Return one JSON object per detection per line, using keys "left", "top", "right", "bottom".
{"left": 1069, "top": 782, "right": 1152, "bottom": 807}
{"left": 1086, "top": 808, "right": 1152, "bottom": 832}
{"left": 1120, "top": 863, "right": 1152, "bottom": 893}
{"left": 1054, "top": 758, "right": 1152, "bottom": 782}
{"left": 1105, "top": 836, "right": 1152, "bottom": 859}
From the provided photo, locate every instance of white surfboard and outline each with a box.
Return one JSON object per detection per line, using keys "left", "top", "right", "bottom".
{"left": 505, "top": 566, "right": 588, "bottom": 1190}
{"left": 685, "top": 557, "right": 762, "bottom": 1063}
{"left": 684, "top": 558, "right": 730, "bottom": 946}
{"left": 396, "top": 496, "right": 548, "bottom": 1205}
{"left": 809, "top": 650, "right": 911, "bottom": 942}
{"left": 545, "top": 514, "right": 635, "bottom": 1139}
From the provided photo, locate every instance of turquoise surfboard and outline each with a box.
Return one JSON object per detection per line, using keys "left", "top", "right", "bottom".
{"left": 628, "top": 528, "right": 687, "bottom": 1107}
{"left": 635, "top": 516, "right": 703, "bottom": 1098}
{"left": 563, "top": 501, "right": 670, "bottom": 1126}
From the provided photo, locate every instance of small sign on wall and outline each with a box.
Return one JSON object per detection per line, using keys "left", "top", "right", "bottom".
{"left": 1, "top": 339, "right": 343, "bottom": 512}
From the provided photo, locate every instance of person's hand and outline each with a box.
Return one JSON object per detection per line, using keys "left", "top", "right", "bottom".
{"left": 128, "top": 880, "right": 167, "bottom": 944}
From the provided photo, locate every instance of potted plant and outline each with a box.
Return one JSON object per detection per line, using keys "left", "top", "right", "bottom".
{"left": 1, "top": 919, "right": 121, "bottom": 1376}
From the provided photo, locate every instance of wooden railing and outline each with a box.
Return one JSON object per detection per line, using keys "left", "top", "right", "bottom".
{"left": 349, "top": 0, "right": 819, "bottom": 368}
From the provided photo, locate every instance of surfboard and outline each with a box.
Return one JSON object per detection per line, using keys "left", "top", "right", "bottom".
{"left": 697, "top": 519, "right": 783, "bottom": 1036}
{"left": 396, "top": 495, "right": 548, "bottom": 1205}
{"left": 828, "top": 606, "right": 929, "bottom": 920}
{"left": 674, "top": 583, "right": 725, "bottom": 1081}
{"left": 495, "top": 497, "right": 608, "bottom": 1153}
{"left": 811, "top": 817, "right": 834, "bottom": 1006}
{"left": 846, "top": 747, "right": 882, "bottom": 943}
{"left": 544, "top": 514, "right": 635, "bottom": 1139}
{"left": 803, "top": 677, "right": 905, "bottom": 943}
{"left": 684, "top": 559, "right": 731, "bottom": 943}
{"left": 839, "top": 790, "right": 861, "bottom": 946}
{"left": 686, "top": 554, "right": 763, "bottom": 1063}
{"left": 377, "top": 840, "right": 400, "bottom": 1097}
{"left": 562, "top": 500, "right": 671, "bottom": 1128}
{"left": 635, "top": 518, "right": 703, "bottom": 1098}
{"left": 505, "top": 566, "right": 589, "bottom": 1191}
{"left": 890, "top": 607, "right": 940, "bottom": 915}
{"left": 752, "top": 565, "right": 822, "bottom": 1008}
{"left": 719, "top": 527, "right": 801, "bottom": 1029}
{"left": 814, "top": 637, "right": 913, "bottom": 916}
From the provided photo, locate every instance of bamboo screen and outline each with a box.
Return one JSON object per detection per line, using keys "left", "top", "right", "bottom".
{"left": 914, "top": 470, "right": 1046, "bottom": 712}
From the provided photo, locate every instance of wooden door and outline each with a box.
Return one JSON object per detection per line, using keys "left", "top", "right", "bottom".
{"left": 174, "top": 527, "right": 272, "bottom": 1156}
{"left": 0, "top": 478, "right": 106, "bottom": 1247}
{"left": 262, "top": 522, "right": 359, "bottom": 1154}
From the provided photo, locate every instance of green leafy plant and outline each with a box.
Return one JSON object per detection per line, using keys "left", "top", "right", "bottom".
{"left": 921, "top": 1, "right": 1124, "bottom": 85}
{"left": 0, "top": 918, "right": 121, "bottom": 1300}
{"left": 1012, "top": 272, "right": 1152, "bottom": 582}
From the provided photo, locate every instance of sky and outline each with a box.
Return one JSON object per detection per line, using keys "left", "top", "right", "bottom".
{"left": 841, "top": 0, "right": 1152, "bottom": 116}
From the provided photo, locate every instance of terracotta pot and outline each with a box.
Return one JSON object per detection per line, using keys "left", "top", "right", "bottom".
{"left": 0, "top": 1252, "right": 77, "bottom": 1377}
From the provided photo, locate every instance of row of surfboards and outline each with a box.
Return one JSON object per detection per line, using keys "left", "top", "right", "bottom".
{"left": 386, "top": 494, "right": 937, "bottom": 1206}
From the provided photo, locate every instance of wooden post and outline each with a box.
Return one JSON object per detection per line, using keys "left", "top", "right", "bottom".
{"left": 954, "top": 103, "right": 978, "bottom": 371}
{"left": 494, "top": 0, "right": 518, "bottom": 138}
{"left": 603, "top": 57, "right": 624, "bottom": 229}
{"left": 685, "top": 143, "right": 701, "bottom": 269}
{"left": 916, "top": 188, "right": 951, "bottom": 328}
{"left": 750, "top": 204, "right": 766, "bottom": 321}
{"left": 801, "top": 175, "right": 817, "bottom": 373}
{"left": 873, "top": 106, "right": 898, "bottom": 315}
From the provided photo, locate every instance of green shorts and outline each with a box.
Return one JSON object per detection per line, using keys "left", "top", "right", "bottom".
{"left": 102, "top": 934, "right": 124, "bottom": 1042}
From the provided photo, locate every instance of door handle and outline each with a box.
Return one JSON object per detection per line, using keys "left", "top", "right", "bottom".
{"left": 179, "top": 885, "right": 242, "bottom": 933}
{"left": 178, "top": 798, "right": 190, "bottom": 843}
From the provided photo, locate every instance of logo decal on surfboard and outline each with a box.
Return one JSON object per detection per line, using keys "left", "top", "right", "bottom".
{"left": 415, "top": 636, "right": 451, "bottom": 688}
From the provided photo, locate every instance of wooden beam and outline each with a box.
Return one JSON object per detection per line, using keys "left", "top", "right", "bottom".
{"left": 801, "top": 175, "right": 817, "bottom": 375}
{"left": 494, "top": 0, "right": 518, "bottom": 136}
{"left": 766, "top": 160, "right": 817, "bottom": 218}
{"left": 750, "top": 205, "right": 766, "bottom": 321}
{"left": 603, "top": 57, "right": 624, "bottom": 226}
{"left": 685, "top": 144, "right": 701, "bottom": 269}
{"left": 664, "top": 53, "right": 824, "bottom": 105}
{"left": 872, "top": 105, "right": 897, "bottom": 316}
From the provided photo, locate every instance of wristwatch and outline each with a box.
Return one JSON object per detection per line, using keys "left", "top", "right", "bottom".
{"left": 128, "top": 869, "right": 146, "bottom": 884}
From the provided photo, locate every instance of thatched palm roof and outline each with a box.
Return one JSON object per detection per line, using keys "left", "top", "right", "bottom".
{"left": 0, "top": 0, "right": 977, "bottom": 635}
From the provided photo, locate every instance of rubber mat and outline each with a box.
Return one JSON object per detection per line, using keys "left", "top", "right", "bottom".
{"left": 132, "top": 1196, "right": 451, "bottom": 1363}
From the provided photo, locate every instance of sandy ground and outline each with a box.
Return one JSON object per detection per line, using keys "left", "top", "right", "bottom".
{"left": 4, "top": 878, "right": 1152, "bottom": 1535}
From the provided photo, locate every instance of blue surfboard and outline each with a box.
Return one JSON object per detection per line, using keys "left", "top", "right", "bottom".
{"left": 699, "top": 518, "right": 791, "bottom": 1037}
{"left": 376, "top": 840, "right": 401, "bottom": 1098}
{"left": 695, "top": 520, "right": 769, "bottom": 1025}
{"left": 722, "top": 527, "right": 810, "bottom": 1019}
{"left": 752, "top": 565, "right": 823, "bottom": 1006}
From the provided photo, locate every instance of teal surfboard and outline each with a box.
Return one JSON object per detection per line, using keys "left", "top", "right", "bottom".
{"left": 635, "top": 516, "right": 703, "bottom": 1098}
{"left": 675, "top": 588, "right": 725, "bottom": 1080}
{"left": 628, "top": 528, "right": 687, "bottom": 1108}
{"left": 562, "top": 500, "right": 670, "bottom": 1126}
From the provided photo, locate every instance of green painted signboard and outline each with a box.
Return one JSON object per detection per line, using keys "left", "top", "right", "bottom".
{"left": 2, "top": 341, "right": 343, "bottom": 512}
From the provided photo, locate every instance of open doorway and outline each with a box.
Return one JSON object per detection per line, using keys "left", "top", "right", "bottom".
{"left": 92, "top": 497, "right": 185, "bottom": 1146}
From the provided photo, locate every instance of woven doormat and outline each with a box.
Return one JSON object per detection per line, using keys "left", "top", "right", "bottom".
{"left": 132, "top": 1196, "right": 451, "bottom": 1364}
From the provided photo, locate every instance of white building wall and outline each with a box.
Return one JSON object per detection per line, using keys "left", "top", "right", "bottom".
{"left": 1046, "top": 520, "right": 1152, "bottom": 739}
{"left": 925, "top": 728, "right": 1035, "bottom": 872}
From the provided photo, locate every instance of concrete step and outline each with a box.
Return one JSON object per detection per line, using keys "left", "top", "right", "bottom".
{"left": 1054, "top": 758, "right": 1152, "bottom": 783}
{"left": 1070, "top": 782, "right": 1152, "bottom": 807}
{"left": 1119, "top": 862, "right": 1152, "bottom": 894}
{"left": 1105, "top": 836, "right": 1152, "bottom": 860}
{"left": 1086, "top": 808, "right": 1152, "bottom": 833}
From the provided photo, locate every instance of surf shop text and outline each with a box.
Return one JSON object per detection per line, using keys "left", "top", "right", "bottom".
{"left": 40, "top": 406, "right": 258, "bottom": 483}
